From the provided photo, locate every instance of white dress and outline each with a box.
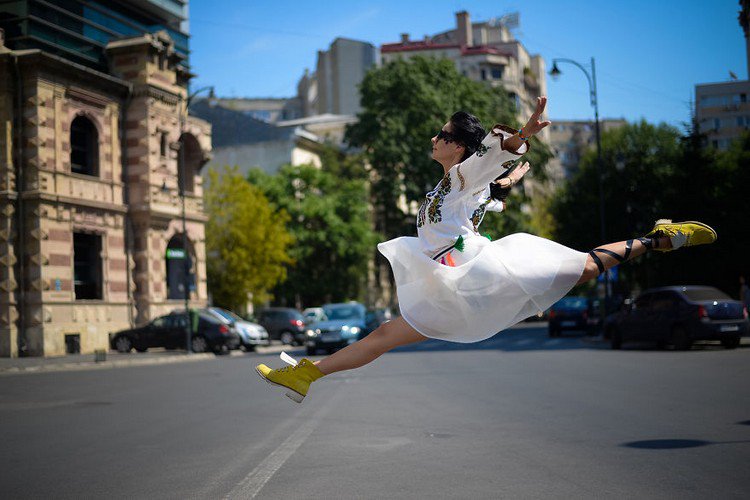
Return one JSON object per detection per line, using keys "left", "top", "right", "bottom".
{"left": 377, "top": 124, "right": 588, "bottom": 343}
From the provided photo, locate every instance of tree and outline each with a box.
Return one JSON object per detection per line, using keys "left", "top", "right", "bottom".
{"left": 551, "top": 121, "right": 750, "bottom": 296}
{"left": 346, "top": 56, "right": 551, "bottom": 241}
{"left": 204, "top": 166, "right": 293, "bottom": 311}
{"left": 248, "top": 157, "right": 380, "bottom": 307}
{"left": 551, "top": 121, "right": 683, "bottom": 293}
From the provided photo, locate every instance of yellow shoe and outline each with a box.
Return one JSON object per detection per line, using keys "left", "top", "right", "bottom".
{"left": 255, "top": 353, "right": 324, "bottom": 403}
{"left": 645, "top": 219, "right": 717, "bottom": 252}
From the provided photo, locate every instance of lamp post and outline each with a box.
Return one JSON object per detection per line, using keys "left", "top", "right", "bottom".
{"left": 549, "top": 58, "right": 609, "bottom": 328}
{"left": 179, "top": 85, "right": 214, "bottom": 352}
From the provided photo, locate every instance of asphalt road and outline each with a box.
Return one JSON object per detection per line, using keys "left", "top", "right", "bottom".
{"left": 1, "top": 325, "right": 749, "bottom": 499}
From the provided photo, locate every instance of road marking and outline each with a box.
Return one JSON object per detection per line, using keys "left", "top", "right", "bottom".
{"left": 224, "top": 391, "right": 337, "bottom": 499}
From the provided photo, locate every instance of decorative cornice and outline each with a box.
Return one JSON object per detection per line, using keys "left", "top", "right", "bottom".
{"left": 132, "top": 85, "right": 181, "bottom": 106}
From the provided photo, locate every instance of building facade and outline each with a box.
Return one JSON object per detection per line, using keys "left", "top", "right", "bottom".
{"left": 297, "top": 37, "right": 379, "bottom": 118}
{"left": 0, "top": 0, "right": 211, "bottom": 357}
{"left": 547, "top": 119, "right": 627, "bottom": 180}
{"left": 694, "top": 0, "right": 750, "bottom": 151}
{"left": 695, "top": 80, "right": 750, "bottom": 150}
{"left": 380, "top": 11, "right": 549, "bottom": 142}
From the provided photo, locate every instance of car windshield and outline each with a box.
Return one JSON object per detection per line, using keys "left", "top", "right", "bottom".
{"left": 681, "top": 288, "right": 731, "bottom": 301}
{"left": 555, "top": 297, "right": 588, "bottom": 309}
{"left": 212, "top": 308, "right": 242, "bottom": 322}
{"left": 323, "top": 305, "right": 363, "bottom": 320}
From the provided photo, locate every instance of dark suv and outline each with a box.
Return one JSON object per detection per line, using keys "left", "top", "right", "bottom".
{"left": 605, "top": 286, "right": 748, "bottom": 350}
{"left": 256, "top": 308, "right": 307, "bottom": 345}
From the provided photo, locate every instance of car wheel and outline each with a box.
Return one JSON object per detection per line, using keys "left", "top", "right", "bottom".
{"left": 115, "top": 336, "right": 132, "bottom": 353}
{"left": 242, "top": 344, "right": 256, "bottom": 352}
{"left": 280, "top": 331, "right": 294, "bottom": 345}
{"left": 306, "top": 346, "right": 316, "bottom": 356}
{"left": 610, "top": 328, "right": 622, "bottom": 350}
{"left": 191, "top": 336, "right": 208, "bottom": 353}
{"left": 721, "top": 336, "right": 740, "bottom": 349}
{"left": 671, "top": 326, "right": 692, "bottom": 351}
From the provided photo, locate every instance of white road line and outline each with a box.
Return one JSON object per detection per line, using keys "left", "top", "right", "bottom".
{"left": 224, "top": 393, "right": 336, "bottom": 499}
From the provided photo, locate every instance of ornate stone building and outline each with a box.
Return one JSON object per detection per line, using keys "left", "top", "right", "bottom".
{"left": 0, "top": 1, "right": 211, "bottom": 357}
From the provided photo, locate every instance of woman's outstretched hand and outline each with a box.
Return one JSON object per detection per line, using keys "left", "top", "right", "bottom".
{"left": 521, "top": 96, "right": 551, "bottom": 138}
{"left": 495, "top": 161, "right": 531, "bottom": 188}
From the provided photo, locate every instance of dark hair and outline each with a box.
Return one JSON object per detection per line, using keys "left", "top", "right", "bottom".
{"left": 449, "top": 111, "right": 486, "bottom": 162}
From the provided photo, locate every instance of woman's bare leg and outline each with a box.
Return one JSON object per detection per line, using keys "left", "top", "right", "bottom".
{"left": 576, "top": 236, "right": 671, "bottom": 284}
{"left": 314, "top": 317, "right": 427, "bottom": 375}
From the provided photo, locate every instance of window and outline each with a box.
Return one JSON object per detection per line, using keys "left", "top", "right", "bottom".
{"left": 737, "top": 116, "right": 744, "bottom": 127}
{"left": 178, "top": 133, "right": 201, "bottom": 194}
{"left": 481, "top": 69, "right": 487, "bottom": 80}
{"left": 74, "top": 233, "right": 102, "bottom": 300}
{"left": 166, "top": 235, "right": 194, "bottom": 300}
{"left": 70, "top": 116, "right": 99, "bottom": 176}
{"left": 650, "top": 292, "right": 678, "bottom": 312}
{"left": 160, "top": 132, "right": 169, "bottom": 157}
{"left": 490, "top": 66, "right": 503, "bottom": 79}
{"left": 713, "top": 118, "right": 721, "bottom": 130}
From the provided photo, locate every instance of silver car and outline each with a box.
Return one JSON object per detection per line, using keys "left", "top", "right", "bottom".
{"left": 204, "top": 307, "right": 270, "bottom": 351}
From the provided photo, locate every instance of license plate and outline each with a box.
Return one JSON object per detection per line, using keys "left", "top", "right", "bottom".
{"left": 561, "top": 321, "right": 576, "bottom": 327}
{"left": 720, "top": 325, "right": 739, "bottom": 332}
{"left": 321, "top": 334, "right": 339, "bottom": 342}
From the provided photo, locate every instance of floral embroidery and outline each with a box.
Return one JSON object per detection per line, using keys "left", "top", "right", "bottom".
{"left": 476, "top": 144, "right": 490, "bottom": 157}
{"left": 456, "top": 164, "right": 466, "bottom": 191}
{"left": 417, "top": 173, "right": 452, "bottom": 227}
{"left": 470, "top": 198, "right": 492, "bottom": 232}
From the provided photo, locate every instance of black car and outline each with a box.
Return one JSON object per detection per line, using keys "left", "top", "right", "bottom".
{"left": 255, "top": 307, "right": 307, "bottom": 345}
{"left": 110, "top": 311, "right": 240, "bottom": 354}
{"left": 547, "top": 296, "right": 595, "bottom": 337}
{"left": 605, "top": 286, "right": 749, "bottom": 350}
{"left": 305, "top": 302, "right": 375, "bottom": 355}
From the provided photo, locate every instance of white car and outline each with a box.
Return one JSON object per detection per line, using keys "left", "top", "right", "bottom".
{"left": 205, "top": 307, "right": 269, "bottom": 351}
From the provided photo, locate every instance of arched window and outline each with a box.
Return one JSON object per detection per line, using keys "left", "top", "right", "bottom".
{"left": 70, "top": 116, "right": 99, "bottom": 176}
{"left": 178, "top": 133, "right": 201, "bottom": 194}
{"left": 166, "top": 235, "right": 195, "bottom": 300}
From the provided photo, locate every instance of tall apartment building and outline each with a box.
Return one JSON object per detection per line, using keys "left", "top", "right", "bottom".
{"left": 694, "top": 0, "right": 750, "bottom": 150}
{"left": 381, "top": 11, "right": 549, "bottom": 142}
{"left": 0, "top": 0, "right": 212, "bottom": 357}
{"left": 547, "top": 119, "right": 627, "bottom": 180}
{"left": 297, "top": 37, "right": 379, "bottom": 118}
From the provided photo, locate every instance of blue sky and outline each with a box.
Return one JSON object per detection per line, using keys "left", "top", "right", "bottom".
{"left": 189, "top": 0, "right": 745, "bottom": 129}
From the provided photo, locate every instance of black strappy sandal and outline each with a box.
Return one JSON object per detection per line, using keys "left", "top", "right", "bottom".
{"left": 588, "top": 237, "right": 658, "bottom": 276}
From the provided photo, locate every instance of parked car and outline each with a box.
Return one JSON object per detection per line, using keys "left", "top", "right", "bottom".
{"left": 305, "top": 302, "right": 374, "bottom": 355}
{"left": 204, "top": 307, "right": 269, "bottom": 351}
{"left": 256, "top": 307, "right": 307, "bottom": 345}
{"left": 110, "top": 311, "right": 240, "bottom": 354}
{"left": 547, "top": 296, "right": 596, "bottom": 337}
{"left": 302, "top": 307, "right": 327, "bottom": 325}
{"left": 605, "top": 286, "right": 749, "bottom": 350}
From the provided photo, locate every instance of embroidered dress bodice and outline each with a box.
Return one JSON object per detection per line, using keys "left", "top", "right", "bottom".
{"left": 416, "top": 124, "right": 527, "bottom": 260}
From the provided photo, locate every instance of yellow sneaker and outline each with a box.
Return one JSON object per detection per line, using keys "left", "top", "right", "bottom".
{"left": 645, "top": 219, "right": 717, "bottom": 252}
{"left": 255, "top": 353, "right": 324, "bottom": 403}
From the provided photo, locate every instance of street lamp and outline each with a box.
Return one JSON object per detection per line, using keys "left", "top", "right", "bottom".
{"left": 549, "top": 58, "right": 609, "bottom": 327}
{"left": 179, "top": 85, "right": 214, "bottom": 352}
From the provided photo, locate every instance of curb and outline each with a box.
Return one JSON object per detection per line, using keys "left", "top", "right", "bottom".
{"left": 0, "top": 344, "right": 300, "bottom": 377}
{"left": 0, "top": 350, "right": 244, "bottom": 377}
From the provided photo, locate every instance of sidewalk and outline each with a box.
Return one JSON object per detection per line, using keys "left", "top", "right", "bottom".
{"left": 0, "top": 344, "right": 292, "bottom": 376}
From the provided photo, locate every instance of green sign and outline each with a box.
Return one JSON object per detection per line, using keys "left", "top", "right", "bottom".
{"left": 166, "top": 248, "right": 186, "bottom": 259}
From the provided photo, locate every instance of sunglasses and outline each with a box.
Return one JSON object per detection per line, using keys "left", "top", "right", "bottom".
{"left": 436, "top": 129, "right": 460, "bottom": 143}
